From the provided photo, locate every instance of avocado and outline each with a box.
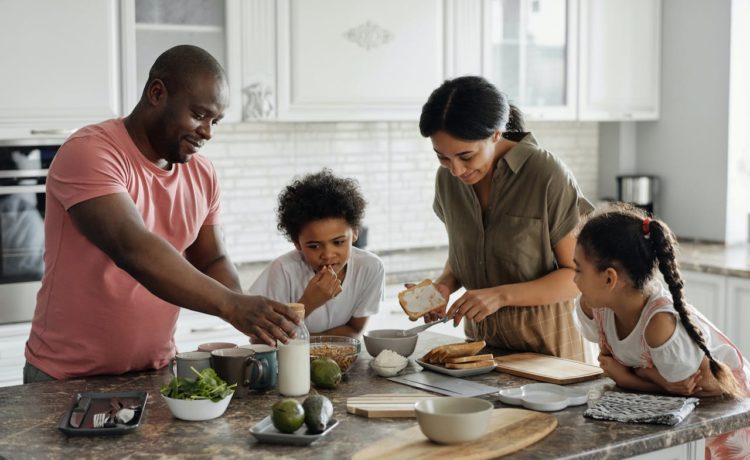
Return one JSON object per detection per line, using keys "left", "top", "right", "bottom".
{"left": 271, "top": 398, "right": 305, "bottom": 434}
{"left": 310, "top": 357, "right": 342, "bottom": 389}
{"left": 302, "top": 394, "right": 333, "bottom": 433}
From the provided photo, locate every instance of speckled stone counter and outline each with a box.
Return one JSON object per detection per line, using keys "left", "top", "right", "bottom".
{"left": 2, "top": 332, "right": 749, "bottom": 459}
{"left": 678, "top": 241, "right": 750, "bottom": 278}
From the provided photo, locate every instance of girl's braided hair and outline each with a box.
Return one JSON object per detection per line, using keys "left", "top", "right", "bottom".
{"left": 578, "top": 203, "right": 743, "bottom": 398}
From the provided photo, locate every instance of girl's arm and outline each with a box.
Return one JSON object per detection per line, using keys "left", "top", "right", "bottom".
{"left": 598, "top": 353, "right": 665, "bottom": 393}
{"left": 448, "top": 232, "right": 580, "bottom": 323}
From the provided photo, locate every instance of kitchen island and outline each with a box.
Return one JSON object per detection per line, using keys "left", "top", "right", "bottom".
{"left": 1, "top": 332, "right": 749, "bottom": 459}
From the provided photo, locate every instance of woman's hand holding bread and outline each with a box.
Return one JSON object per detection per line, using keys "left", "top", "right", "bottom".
{"left": 399, "top": 280, "right": 450, "bottom": 322}
{"left": 300, "top": 265, "right": 343, "bottom": 311}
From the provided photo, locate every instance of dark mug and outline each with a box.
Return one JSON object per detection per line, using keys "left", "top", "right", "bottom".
{"left": 239, "top": 344, "right": 278, "bottom": 391}
{"left": 210, "top": 348, "right": 267, "bottom": 398}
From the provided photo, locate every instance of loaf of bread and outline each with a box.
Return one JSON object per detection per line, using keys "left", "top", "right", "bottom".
{"left": 420, "top": 340, "right": 486, "bottom": 364}
{"left": 398, "top": 279, "right": 448, "bottom": 321}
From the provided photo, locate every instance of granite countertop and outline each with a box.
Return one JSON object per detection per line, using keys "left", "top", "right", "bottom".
{"left": 677, "top": 241, "right": 750, "bottom": 278}
{"left": 2, "top": 332, "right": 749, "bottom": 459}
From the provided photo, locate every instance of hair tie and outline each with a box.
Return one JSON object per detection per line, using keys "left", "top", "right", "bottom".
{"left": 642, "top": 217, "right": 651, "bottom": 239}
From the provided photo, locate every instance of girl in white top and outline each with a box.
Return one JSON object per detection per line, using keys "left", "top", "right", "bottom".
{"left": 573, "top": 204, "right": 749, "bottom": 460}
{"left": 250, "top": 169, "right": 384, "bottom": 337}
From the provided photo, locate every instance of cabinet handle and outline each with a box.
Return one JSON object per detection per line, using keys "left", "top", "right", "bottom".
{"left": 0, "top": 184, "right": 46, "bottom": 194}
{"left": 190, "top": 324, "right": 231, "bottom": 333}
{"left": 29, "top": 129, "right": 75, "bottom": 136}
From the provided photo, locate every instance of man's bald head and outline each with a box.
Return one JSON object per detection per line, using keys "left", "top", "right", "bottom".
{"left": 142, "top": 45, "right": 227, "bottom": 98}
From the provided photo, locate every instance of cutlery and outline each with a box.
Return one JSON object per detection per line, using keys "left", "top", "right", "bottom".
{"left": 68, "top": 395, "right": 91, "bottom": 428}
{"left": 401, "top": 316, "right": 450, "bottom": 336}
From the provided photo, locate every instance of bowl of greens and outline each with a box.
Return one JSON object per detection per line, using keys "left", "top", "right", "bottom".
{"left": 160, "top": 367, "right": 236, "bottom": 421}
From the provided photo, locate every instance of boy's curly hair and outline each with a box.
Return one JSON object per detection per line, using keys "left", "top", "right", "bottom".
{"left": 276, "top": 169, "right": 366, "bottom": 243}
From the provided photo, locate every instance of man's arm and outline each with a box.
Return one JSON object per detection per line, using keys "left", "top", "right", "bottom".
{"left": 185, "top": 224, "right": 242, "bottom": 293}
{"left": 68, "top": 193, "right": 298, "bottom": 345}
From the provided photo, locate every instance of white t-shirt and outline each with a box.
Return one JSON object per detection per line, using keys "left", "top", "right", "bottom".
{"left": 574, "top": 285, "right": 743, "bottom": 382}
{"left": 249, "top": 247, "right": 385, "bottom": 333}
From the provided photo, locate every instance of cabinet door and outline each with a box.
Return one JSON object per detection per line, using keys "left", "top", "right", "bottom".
{"left": 681, "top": 270, "right": 727, "bottom": 331}
{"left": 0, "top": 0, "right": 120, "bottom": 134}
{"left": 0, "top": 323, "right": 32, "bottom": 388}
{"left": 727, "top": 277, "right": 750, "bottom": 357}
{"left": 482, "top": 0, "right": 578, "bottom": 120}
{"left": 625, "top": 438, "right": 704, "bottom": 460}
{"left": 273, "top": 0, "right": 444, "bottom": 121}
{"left": 120, "top": 0, "right": 242, "bottom": 122}
{"left": 578, "top": 0, "right": 661, "bottom": 120}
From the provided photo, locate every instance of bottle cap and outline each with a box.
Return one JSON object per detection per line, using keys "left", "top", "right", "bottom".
{"left": 287, "top": 303, "right": 305, "bottom": 320}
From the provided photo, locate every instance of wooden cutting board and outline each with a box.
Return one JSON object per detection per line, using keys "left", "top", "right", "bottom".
{"left": 352, "top": 408, "right": 557, "bottom": 459}
{"left": 347, "top": 394, "right": 440, "bottom": 418}
{"left": 494, "top": 353, "right": 603, "bottom": 384}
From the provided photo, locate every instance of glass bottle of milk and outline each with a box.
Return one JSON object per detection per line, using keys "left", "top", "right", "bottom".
{"left": 278, "top": 303, "right": 310, "bottom": 396}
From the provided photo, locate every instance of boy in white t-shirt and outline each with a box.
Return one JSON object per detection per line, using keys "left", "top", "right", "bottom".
{"left": 250, "top": 169, "right": 384, "bottom": 337}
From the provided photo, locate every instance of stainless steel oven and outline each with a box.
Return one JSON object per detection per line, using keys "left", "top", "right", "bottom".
{"left": 0, "top": 142, "right": 60, "bottom": 324}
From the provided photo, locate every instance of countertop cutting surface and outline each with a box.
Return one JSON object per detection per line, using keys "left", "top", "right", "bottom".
{"left": 1, "top": 332, "right": 749, "bottom": 459}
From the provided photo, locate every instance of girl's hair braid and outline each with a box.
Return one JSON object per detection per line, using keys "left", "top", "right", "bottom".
{"left": 649, "top": 220, "right": 744, "bottom": 399}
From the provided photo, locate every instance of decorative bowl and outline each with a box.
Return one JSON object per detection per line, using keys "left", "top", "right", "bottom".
{"left": 309, "top": 336, "right": 360, "bottom": 374}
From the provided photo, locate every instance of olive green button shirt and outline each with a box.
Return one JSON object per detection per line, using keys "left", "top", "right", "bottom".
{"left": 433, "top": 133, "right": 594, "bottom": 358}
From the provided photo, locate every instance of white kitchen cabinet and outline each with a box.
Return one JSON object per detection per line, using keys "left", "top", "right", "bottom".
{"left": 242, "top": 0, "right": 444, "bottom": 122}
{"left": 726, "top": 277, "right": 750, "bottom": 357}
{"left": 625, "top": 438, "right": 704, "bottom": 460}
{"left": 0, "top": 0, "right": 120, "bottom": 138}
{"left": 120, "top": 0, "right": 243, "bottom": 122}
{"left": 0, "top": 322, "right": 32, "bottom": 387}
{"left": 578, "top": 0, "right": 661, "bottom": 120}
{"left": 681, "top": 270, "right": 727, "bottom": 331}
{"left": 481, "top": 0, "right": 579, "bottom": 120}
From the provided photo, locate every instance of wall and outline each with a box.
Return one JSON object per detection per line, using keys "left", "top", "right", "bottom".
{"left": 202, "top": 121, "right": 599, "bottom": 264}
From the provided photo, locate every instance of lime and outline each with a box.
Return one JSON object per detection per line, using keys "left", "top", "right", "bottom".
{"left": 311, "top": 358, "right": 342, "bottom": 389}
{"left": 271, "top": 398, "right": 305, "bottom": 433}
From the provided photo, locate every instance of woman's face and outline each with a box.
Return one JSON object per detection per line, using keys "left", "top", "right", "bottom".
{"left": 294, "top": 218, "right": 357, "bottom": 274}
{"left": 430, "top": 130, "right": 500, "bottom": 185}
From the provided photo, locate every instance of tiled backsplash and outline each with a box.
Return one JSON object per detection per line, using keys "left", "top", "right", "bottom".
{"left": 203, "top": 121, "right": 598, "bottom": 264}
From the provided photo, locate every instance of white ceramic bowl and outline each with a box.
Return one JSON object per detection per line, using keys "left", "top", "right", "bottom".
{"left": 162, "top": 393, "right": 233, "bottom": 421}
{"left": 414, "top": 397, "right": 493, "bottom": 444}
{"left": 370, "top": 360, "right": 408, "bottom": 377}
{"left": 363, "top": 330, "right": 418, "bottom": 357}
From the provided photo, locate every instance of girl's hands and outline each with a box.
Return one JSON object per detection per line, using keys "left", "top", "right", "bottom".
{"left": 598, "top": 352, "right": 630, "bottom": 382}
{"left": 447, "top": 287, "right": 505, "bottom": 326}
{"left": 300, "top": 266, "right": 342, "bottom": 310}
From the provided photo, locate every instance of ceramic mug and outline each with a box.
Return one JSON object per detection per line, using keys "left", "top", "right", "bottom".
{"left": 174, "top": 351, "right": 212, "bottom": 380}
{"left": 239, "top": 344, "right": 278, "bottom": 391}
{"left": 210, "top": 348, "right": 267, "bottom": 398}
{"left": 197, "top": 342, "right": 237, "bottom": 353}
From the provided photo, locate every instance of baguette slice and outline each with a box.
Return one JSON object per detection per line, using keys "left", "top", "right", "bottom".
{"left": 421, "top": 340, "right": 486, "bottom": 364}
{"left": 444, "top": 353, "right": 494, "bottom": 364}
{"left": 444, "top": 359, "right": 496, "bottom": 369}
{"left": 398, "top": 279, "right": 448, "bottom": 321}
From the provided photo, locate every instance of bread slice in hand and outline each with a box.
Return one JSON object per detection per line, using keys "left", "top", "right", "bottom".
{"left": 444, "top": 359, "right": 496, "bottom": 369}
{"left": 398, "top": 279, "right": 448, "bottom": 321}
{"left": 444, "top": 353, "right": 494, "bottom": 364}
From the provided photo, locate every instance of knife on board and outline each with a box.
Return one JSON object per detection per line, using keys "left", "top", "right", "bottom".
{"left": 69, "top": 395, "right": 91, "bottom": 428}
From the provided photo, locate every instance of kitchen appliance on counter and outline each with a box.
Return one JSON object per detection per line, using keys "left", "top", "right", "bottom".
{"left": 0, "top": 143, "right": 59, "bottom": 324}
{"left": 617, "top": 175, "right": 659, "bottom": 216}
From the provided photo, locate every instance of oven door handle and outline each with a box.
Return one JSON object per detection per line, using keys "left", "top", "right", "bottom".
{"left": 0, "top": 170, "right": 48, "bottom": 179}
{"left": 0, "top": 185, "right": 46, "bottom": 194}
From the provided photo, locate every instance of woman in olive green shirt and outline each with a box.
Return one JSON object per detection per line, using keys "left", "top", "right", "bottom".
{"left": 420, "top": 76, "right": 593, "bottom": 360}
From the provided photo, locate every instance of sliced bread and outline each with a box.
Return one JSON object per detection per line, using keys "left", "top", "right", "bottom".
{"left": 444, "top": 359, "right": 496, "bottom": 369}
{"left": 398, "top": 279, "right": 448, "bottom": 321}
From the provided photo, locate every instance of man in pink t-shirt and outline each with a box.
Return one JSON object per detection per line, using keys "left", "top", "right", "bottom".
{"left": 24, "top": 45, "right": 299, "bottom": 381}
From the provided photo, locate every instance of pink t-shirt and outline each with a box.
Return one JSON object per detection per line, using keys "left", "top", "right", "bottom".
{"left": 25, "top": 119, "right": 220, "bottom": 379}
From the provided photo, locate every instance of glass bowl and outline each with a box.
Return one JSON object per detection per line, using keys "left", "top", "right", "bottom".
{"left": 309, "top": 336, "right": 361, "bottom": 374}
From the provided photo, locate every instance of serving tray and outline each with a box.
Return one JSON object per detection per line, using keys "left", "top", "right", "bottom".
{"left": 249, "top": 416, "right": 339, "bottom": 446}
{"left": 416, "top": 359, "right": 496, "bottom": 377}
{"left": 58, "top": 391, "right": 148, "bottom": 436}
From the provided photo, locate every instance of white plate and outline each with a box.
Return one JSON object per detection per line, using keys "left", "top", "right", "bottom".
{"left": 498, "top": 383, "right": 588, "bottom": 412}
{"left": 416, "top": 359, "right": 496, "bottom": 378}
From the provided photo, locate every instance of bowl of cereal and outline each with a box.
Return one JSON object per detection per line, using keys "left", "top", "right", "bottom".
{"left": 309, "top": 336, "right": 360, "bottom": 374}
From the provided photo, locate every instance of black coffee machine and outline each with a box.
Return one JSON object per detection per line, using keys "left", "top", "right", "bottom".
{"left": 617, "top": 175, "right": 659, "bottom": 216}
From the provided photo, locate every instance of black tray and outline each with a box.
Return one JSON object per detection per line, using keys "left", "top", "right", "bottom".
{"left": 58, "top": 391, "right": 148, "bottom": 436}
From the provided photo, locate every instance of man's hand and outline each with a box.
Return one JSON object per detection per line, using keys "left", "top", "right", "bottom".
{"left": 225, "top": 294, "right": 300, "bottom": 347}
{"left": 300, "top": 266, "right": 342, "bottom": 311}
{"left": 447, "top": 287, "right": 504, "bottom": 326}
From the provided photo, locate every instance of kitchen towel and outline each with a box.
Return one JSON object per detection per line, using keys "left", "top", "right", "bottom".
{"left": 583, "top": 391, "right": 699, "bottom": 426}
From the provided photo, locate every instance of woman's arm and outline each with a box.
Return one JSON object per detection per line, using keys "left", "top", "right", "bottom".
{"left": 314, "top": 316, "right": 367, "bottom": 338}
{"left": 448, "top": 232, "right": 580, "bottom": 323}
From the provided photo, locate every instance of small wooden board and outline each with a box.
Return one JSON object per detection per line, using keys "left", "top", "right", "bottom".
{"left": 346, "top": 393, "right": 440, "bottom": 418}
{"left": 352, "top": 408, "right": 557, "bottom": 459}
{"left": 494, "top": 353, "right": 603, "bottom": 384}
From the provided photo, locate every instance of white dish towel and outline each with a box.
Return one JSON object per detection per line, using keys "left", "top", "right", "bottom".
{"left": 584, "top": 391, "right": 699, "bottom": 426}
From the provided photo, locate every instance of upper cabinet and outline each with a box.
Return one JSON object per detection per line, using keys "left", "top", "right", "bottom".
{"left": 243, "top": 0, "right": 444, "bottom": 122}
{"left": 120, "top": 0, "right": 243, "bottom": 122}
{"left": 482, "top": 0, "right": 578, "bottom": 120}
{"left": 0, "top": 0, "right": 120, "bottom": 139}
{"left": 578, "top": 0, "right": 661, "bottom": 120}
